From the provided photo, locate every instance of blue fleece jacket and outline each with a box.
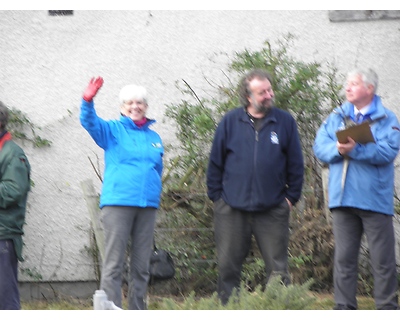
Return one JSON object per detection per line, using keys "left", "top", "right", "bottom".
{"left": 207, "top": 106, "right": 304, "bottom": 211}
{"left": 313, "top": 95, "right": 400, "bottom": 215}
{"left": 80, "top": 99, "right": 163, "bottom": 209}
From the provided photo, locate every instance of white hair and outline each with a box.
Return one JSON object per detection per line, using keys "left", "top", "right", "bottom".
{"left": 119, "top": 85, "right": 148, "bottom": 104}
{"left": 347, "top": 68, "right": 378, "bottom": 93}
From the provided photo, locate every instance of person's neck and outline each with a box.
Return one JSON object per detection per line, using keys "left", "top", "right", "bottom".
{"left": 247, "top": 106, "right": 268, "bottom": 119}
{"left": 355, "top": 105, "right": 370, "bottom": 113}
{"left": 354, "top": 95, "right": 374, "bottom": 111}
{"left": 134, "top": 117, "right": 147, "bottom": 127}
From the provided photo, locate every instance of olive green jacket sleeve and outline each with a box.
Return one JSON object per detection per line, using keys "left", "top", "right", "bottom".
{"left": 0, "top": 140, "right": 31, "bottom": 261}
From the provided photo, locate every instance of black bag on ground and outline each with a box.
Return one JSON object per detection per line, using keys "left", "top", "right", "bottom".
{"left": 149, "top": 244, "right": 175, "bottom": 281}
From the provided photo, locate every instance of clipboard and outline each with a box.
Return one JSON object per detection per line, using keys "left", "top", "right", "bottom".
{"left": 336, "top": 122, "right": 375, "bottom": 144}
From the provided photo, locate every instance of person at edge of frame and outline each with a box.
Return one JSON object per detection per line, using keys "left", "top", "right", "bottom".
{"left": 0, "top": 101, "right": 31, "bottom": 310}
{"left": 313, "top": 67, "right": 400, "bottom": 310}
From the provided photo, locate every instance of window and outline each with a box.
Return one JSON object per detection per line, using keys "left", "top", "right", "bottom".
{"left": 48, "top": 11, "right": 73, "bottom": 16}
{"left": 329, "top": 10, "right": 400, "bottom": 22}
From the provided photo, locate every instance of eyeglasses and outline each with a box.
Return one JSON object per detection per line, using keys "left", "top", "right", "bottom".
{"left": 123, "top": 100, "right": 146, "bottom": 107}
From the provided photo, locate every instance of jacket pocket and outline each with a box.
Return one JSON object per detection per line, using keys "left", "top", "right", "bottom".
{"left": 213, "top": 198, "right": 231, "bottom": 215}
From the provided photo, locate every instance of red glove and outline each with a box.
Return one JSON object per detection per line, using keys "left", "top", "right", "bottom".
{"left": 83, "top": 77, "right": 104, "bottom": 102}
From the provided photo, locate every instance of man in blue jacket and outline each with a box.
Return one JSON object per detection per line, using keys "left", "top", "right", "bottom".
{"left": 207, "top": 69, "right": 304, "bottom": 304}
{"left": 313, "top": 68, "right": 400, "bottom": 310}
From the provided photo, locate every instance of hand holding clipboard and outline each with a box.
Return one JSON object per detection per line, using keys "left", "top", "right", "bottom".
{"left": 336, "top": 122, "right": 375, "bottom": 144}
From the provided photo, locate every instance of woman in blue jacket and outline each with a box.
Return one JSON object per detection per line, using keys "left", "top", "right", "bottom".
{"left": 80, "top": 77, "right": 163, "bottom": 310}
{"left": 313, "top": 68, "right": 400, "bottom": 310}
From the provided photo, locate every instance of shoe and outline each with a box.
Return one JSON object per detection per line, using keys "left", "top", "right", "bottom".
{"left": 333, "top": 304, "right": 356, "bottom": 310}
{"left": 377, "top": 305, "right": 399, "bottom": 310}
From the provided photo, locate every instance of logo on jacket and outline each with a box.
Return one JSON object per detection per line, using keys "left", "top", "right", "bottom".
{"left": 270, "top": 131, "right": 279, "bottom": 144}
{"left": 152, "top": 142, "right": 162, "bottom": 148}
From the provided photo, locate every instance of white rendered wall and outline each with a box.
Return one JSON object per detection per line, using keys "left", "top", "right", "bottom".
{"left": 0, "top": 10, "right": 399, "bottom": 282}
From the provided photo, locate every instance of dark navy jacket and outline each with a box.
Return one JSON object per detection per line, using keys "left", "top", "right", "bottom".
{"left": 206, "top": 106, "right": 304, "bottom": 211}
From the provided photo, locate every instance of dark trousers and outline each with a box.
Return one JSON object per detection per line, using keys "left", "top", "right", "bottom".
{"left": 0, "top": 239, "right": 20, "bottom": 310}
{"left": 213, "top": 199, "right": 290, "bottom": 304}
{"left": 332, "top": 208, "right": 399, "bottom": 310}
{"left": 100, "top": 206, "right": 157, "bottom": 310}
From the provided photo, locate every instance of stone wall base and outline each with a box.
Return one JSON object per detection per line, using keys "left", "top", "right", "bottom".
{"left": 19, "top": 281, "right": 98, "bottom": 301}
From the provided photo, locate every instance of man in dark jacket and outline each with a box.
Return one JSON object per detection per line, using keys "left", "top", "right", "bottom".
{"left": 207, "top": 69, "right": 304, "bottom": 304}
{"left": 0, "top": 102, "right": 31, "bottom": 310}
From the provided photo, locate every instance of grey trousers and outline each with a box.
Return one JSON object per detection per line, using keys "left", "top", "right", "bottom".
{"left": 100, "top": 206, "right": 156, "bottom": 310}
{"left": 332, "top": 207, "right": 399, "bottom": 310}
{"left": 213, "top": 198, "right": 291, "bottom": 304}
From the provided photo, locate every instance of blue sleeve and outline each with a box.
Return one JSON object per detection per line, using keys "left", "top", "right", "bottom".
{"left": 285, "top": 117, "right": 305, "bottom": 205}
{"left": 348, "top": 111, "right": 400, "bottom": 165}
{"left": 313, "top": 114, "right": 344, "bottom": 164}
{"left": 79, "top": 98, "right": 112, "bottom": 150}
{"left": 206, "top": 121, "right": 225, "bottom": 202}
{"left": 155, "top": 134, "right": 164, "bottom": 177}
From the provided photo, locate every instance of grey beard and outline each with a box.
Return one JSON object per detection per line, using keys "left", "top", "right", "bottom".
{"left": 254, "top": 100, "right": 272, "bottom": 114}
{"left": 254, "top": 103, "right": 267, "bottom": 114}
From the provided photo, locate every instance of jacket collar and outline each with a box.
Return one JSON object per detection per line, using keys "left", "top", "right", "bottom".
{"left": 241, "top": 106, "right": 277, "bottom": 123}
{"left": 119, "top": 114, "right": 155, "bottom": 129}
{"left": 0, "top": 131, "right": 12, "bottom": 150}
{"left": 337, "top": 95, "right": 387, "bottom": 123}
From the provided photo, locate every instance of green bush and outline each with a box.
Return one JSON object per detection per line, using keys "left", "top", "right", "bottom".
{"left": 7, "top": 106, "right": 51, "bottom": 147}
{"left": 157, "top": 276, "right": 316, "bottom": 310}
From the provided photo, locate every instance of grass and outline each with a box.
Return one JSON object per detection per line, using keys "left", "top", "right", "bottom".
{"left": 309, "top": 293, "right": 376, "bottom": 310}
{"left": 21, "top": 293, "right": 377, "bottom": 310}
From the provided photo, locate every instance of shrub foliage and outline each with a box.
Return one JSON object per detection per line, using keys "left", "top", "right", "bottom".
{"left": 157, "top": 276, "right": 316, "bottom": 310}
{"left": 158, "top": 34, "right": 343, "bottom": 296}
